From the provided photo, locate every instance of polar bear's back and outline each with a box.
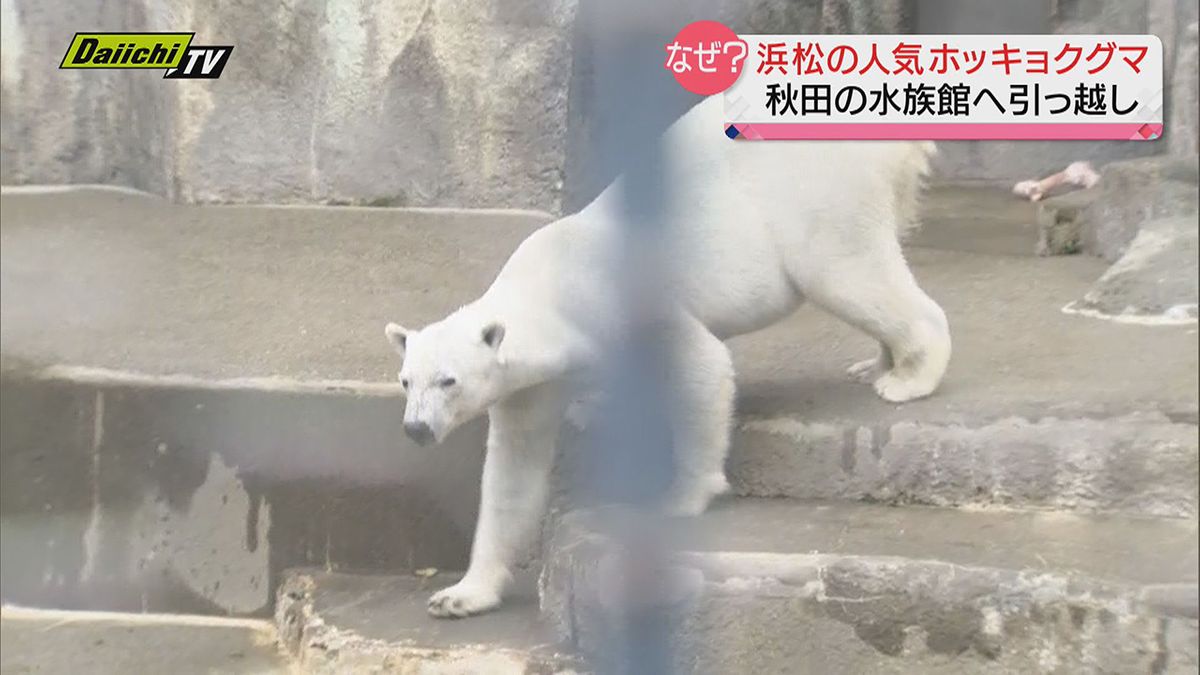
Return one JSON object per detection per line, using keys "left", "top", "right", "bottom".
{"left": 648, "top": 96, "right": 936, "bottom": 335}
{"left": 487, "top": 95, "right": 936, "bottom": 340}
{"left": 658, "top": 94, "right": 933, "bottom": 234}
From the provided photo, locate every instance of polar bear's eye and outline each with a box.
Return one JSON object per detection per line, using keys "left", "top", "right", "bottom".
{"left": 400, "top": 377, "right": 410, "bottom": 389}
{"left": 438, "top": 377, "right": 457, "bottom": 388}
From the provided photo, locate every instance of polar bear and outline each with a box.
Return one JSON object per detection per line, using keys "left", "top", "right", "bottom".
{"left": 383, "top": 94, "right": 950, "bottom": 618}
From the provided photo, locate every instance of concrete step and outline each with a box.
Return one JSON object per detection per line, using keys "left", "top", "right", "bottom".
{"left": 274, "top": 569, "right": 580, "bottom": 674}
{"left": 1, "top": 186, "right": 1196, "bottom": 619}
{"left": 1, "top": 188, "right": 550, "bottom": 614}
{"left": 541, "top": 498, "right": 1200, "bottom": 674}
{"left": 726, "top": 244, "right": 1197, "bottom": 517}
{"left": 910, "top": 184, "right": 1043, "bottom": 257}
{"left": 0, "top": 606, "right": 291, "bottom": 674}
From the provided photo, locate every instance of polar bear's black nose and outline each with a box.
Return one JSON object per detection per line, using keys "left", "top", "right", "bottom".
{"left": 404, "top": 420, "right": 434, "bottom": 446}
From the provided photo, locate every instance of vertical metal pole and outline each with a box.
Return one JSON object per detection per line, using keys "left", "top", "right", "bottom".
{"left": 570, "top": 2, "right": 684, "bottom": 673}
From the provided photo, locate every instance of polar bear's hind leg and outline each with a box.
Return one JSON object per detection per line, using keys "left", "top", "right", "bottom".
{"left": 800, "top": 241, "right": 950, "bottom": 404}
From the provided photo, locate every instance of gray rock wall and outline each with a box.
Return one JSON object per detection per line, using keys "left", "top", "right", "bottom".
{"left": 1, "top": 0, "right": 577, "bottom": 211}
{"left": 0, "top": 1, "right": 177, "bottom": 195}
{"left": 925, "top": 0, "right": 1195, "bottom": 183}
{"left": 562, "top": 0, "right": 911, "bottom": 211}
{"left": 1169, "top": 21, "right": 1199, "bottom": 157}
{"left": 1, "top": 0, "right": 1195, "bottom": 206}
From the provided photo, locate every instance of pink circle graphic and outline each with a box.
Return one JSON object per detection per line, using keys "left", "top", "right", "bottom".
{"left": 664, "top": 21, "right": 747, "bottom": 95}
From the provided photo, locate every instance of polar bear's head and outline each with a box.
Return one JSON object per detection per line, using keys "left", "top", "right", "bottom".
{"left": 384, "top": 316, "right": 507, "bottom": 446}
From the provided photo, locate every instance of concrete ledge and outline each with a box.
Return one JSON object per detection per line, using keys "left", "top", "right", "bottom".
{"left": 0, "top": 188, "right": 551, "bottom": 381}
{"left": 0, "top": 606, "right": 290, "bottom": 674}
{"left": 725, "top": 227, "right": 1198, "bottom": 519}
{"left": 276, "top": 569, "right": 580, "bottom": 674}
{"left": 0, "top": 191, "right": 549, "bottom": 613}
{"left": 670, "top": 555, "right": 1199, "bottom": 675}
{"left": 732, "top": 411, "right": 1199, "bottom": 518}
{"left": 0, "top": 367, "right": 484, "bottom": 615}
{"left": 540, "top": 505, "right": 1200, "bottom": 674}
{"left": 1081, "top": 156, "right": 1199, "bottom": 263}
{"left": 910, "top": 184, "right": 1041, "bottom": 256}
{"left": 3, "top": 183, "right": 1197, "bottom": 622}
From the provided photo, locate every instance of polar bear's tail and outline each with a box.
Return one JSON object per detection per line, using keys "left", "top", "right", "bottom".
{"left": 893, "top": 141, "right": 937, "bottom": 241}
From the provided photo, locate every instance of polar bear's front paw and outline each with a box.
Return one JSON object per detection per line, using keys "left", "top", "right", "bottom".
{"left": 427, "top": 581, "right": 502, "bottom": 619}
{"left": 873, "top": 372, "right": 937, "bottom": 403}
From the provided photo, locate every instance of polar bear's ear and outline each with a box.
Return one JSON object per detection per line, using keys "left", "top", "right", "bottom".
{"left": 384, "top": 322, "right": 410, "bottom": 356}
{"left": 481, "top": 322, "right": 505, "bottom": 350}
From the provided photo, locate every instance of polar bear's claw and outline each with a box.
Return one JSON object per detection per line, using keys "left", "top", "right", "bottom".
{"left": 873, "top": 372, "right": 937, "bottom": 403}
{"left": 427, "top": 583, "right": 501, "bottom": 619}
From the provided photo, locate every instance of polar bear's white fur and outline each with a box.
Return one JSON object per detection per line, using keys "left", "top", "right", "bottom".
{"left": 383, "top": 94, "right": 949, "bottom": 618}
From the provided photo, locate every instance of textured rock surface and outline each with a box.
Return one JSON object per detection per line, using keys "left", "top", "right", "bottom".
{"left": 928, "top": 0, "right": 1192, "bottom": 182}
{"left": 276, "top": 570, "right": 579, "bottom": 674}
{"left": 1, "top": 607, "right": 291, "bottom": 674}
{"left": 1, "top": 0, "right": 579, "bottom": 211}
{"left": 1035, "top": 188, "right": 1100, "bottom": 256}
{"left": 820, "top": 0, "right": 912, "bottom": 33}
{"left": 0, "top": 371, "right": 485, "bottom": 614}
{"left": 1066, "top": 215, "right": 1199, "bottom": 323}
{"left": 3, "top": 0, "right": 852, "bottom": 211}
{"left": 540, "top": 504, "right": 1200, "bottom": 675}
{"left": 731, "top": 412, "right": 1199, "bottom": 518}
{"left": 668, "top": 560, "right": 1199, "bottom": 675}
{"left": 4, "top": 0, "right": 1194, "bottom": 199}
{"left": 0, "top": 2, "right": 177, "bottom": 195}
{"left": 1169, "top": 22, "right": 1199, "bottom": 157}
{"left": 1081, "top": 155, "right": 1200, "bottom": 262}
{"left": 562, "top": 0, "right": 831, "bottom": 212}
